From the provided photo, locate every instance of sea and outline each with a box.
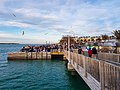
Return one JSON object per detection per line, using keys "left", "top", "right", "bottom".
{"left": 0, "top": 44, "right": 90, "bottom": 90}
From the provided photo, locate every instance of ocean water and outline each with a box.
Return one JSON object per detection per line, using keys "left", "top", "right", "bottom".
{"left": 0, "top": 44, "right": 90, "bottom": 90}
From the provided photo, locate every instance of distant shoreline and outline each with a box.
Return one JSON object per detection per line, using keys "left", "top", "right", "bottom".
{"left": 0, "top": 43, "right": 19, "bottom": 44}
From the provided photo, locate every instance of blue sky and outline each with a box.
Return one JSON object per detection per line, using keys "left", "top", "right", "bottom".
{"left": 0, "top": 0, "right": 120, "bottom": 44}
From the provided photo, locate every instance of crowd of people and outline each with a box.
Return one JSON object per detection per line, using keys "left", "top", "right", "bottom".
{"left": 64, "top": 45, "right": 98, "bottom": 58}
{"left": 78, "top": 46, "right": 98, "bottom": 58}
{"left": 20, "top": 44, "right": 63, "bottom": 52}
{"left": 20, "top": 44, "right": 97, "bottom": 58}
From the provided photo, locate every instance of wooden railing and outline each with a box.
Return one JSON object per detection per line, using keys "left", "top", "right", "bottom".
{"left": 64, "top": 50, "right": 120, "bottom": 90}
{"left": 73, "top": 49, "right": 120, "bottom": 63}
{"left": 85, "top": 57, "right": 100, "bottom": 82}
{"left": 100, "top": 61, "right": 120, "bottom": 90}
{"left": 97, "top": 52, "right": 120, "bottom": 63}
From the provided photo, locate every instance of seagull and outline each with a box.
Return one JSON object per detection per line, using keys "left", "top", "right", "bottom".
{"left": 12, "top": 13, "right": 16, "bottom": 17}
{"left": 22, "top": 31, "right": 24, "bottom": 35}
{"left": 44, "top": 33, "right": 48, "bottom": 35}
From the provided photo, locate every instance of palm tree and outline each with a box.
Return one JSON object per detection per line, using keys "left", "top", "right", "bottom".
{"left": 112, "top": 30, "right": 120, "bottom": 53}
{"left": 112, "top": 30, "right": 120, "bottom": 42}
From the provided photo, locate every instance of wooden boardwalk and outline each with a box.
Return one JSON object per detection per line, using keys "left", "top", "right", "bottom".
{"left": 64, "top": 50, "right": 120, "bottom": 90}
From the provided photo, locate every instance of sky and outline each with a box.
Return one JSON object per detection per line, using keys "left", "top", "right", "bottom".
{"left": 0, "top": 0, "right": 120, "bottom": 44}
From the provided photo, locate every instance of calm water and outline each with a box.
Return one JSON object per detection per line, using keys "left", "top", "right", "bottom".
{"left": 0, "top": 44, "right": 90, "bottom": 90}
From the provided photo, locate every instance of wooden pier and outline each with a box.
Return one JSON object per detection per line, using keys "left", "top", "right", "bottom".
{"left": 64, "top": 50, "right": 120, "bottom": 90}
{"left": 8, "top": 52, "right": 64, "bottom": 60}
{"left": 7, "top": 50, "right": 120, "bottom": 90}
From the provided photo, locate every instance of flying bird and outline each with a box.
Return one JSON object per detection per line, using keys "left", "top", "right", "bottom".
{"left": 44, "top": 33, "right": 48, "bottom": 35}
{"left": 12, "top": 13, "right": 16, "bottom": 17}
{"left": 22, "top": 31, "right": 24, "bottom": 35}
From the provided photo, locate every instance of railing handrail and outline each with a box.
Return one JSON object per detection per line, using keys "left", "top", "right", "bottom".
{"left": 98, "top": 52, "right": 120, "bottom": 55}
{"left": 65, "top": 50, "right": 120, "bottom": 67}
{"left": 72, "top": 49, "right": 120, "bottom": 63}
{"left": 64, "top": 50, "right": 120, "bottom": 90}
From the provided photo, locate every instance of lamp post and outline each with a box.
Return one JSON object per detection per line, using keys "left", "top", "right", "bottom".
{"left": 45, "top": 41, "right": 47, "bottom": 52}
{"left": 67, "top": 35, "right": 75, "bottom": 72}
{"left": 68, "top": 35, "right": 71, "bottom": 61}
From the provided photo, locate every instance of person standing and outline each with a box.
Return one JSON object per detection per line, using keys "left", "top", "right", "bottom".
{"left": 88, "top": 48, "right": 92, "bottom": 57}
{"left": 78, "top": 46, "right": 82, "bottom": 54}
{"left": 92, "top": 47, "right": 97, "bottom": 58}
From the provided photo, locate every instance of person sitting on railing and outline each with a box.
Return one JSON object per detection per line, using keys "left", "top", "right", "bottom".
{"left": 35, "top": 46, "right": 39, "bottom": 52}
{"left": 29, "top": 46, "right": 35, "bottom": 52}
{"left": 46, "top": 46, "right": 51, "bottom": 52}
{"left": 20, "top": 47, "right": 25, "bottom": 52}
{"left": 24, "top": 45, "right": 31, "bottom": 52}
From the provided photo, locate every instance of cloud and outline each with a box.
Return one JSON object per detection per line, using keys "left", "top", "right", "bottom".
{"left": 14, "top": 8, "right": 59, "bottom": 20}
{"left": 0, "top": 21, "right": 33, "bottom": 28}
{"left": 0, "top": 0, "right": 120, "bottom": 43}
{"left": 0, "top": 31, "right": 50, "bottom": 44}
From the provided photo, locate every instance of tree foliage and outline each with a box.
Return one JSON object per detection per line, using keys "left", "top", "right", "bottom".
{"left": 101, "top": 34, "right": 109, "bottom": 41}
{"left": 59, "top": 36, "right": 76, "bottom": 44}
{"left": 112, "top": 30, "right": 120, "bottom": 39}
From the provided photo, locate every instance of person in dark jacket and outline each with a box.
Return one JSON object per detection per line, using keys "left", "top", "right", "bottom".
{"left": 78, "top": 46, "right": 82, "bottom": 54}
{"left": 92, "top": 47, "right": 97, "bottom": 58}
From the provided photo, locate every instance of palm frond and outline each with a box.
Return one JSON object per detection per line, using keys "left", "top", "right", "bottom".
{"left": 112, "top": 30, "right": 120, "bottom": 39}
